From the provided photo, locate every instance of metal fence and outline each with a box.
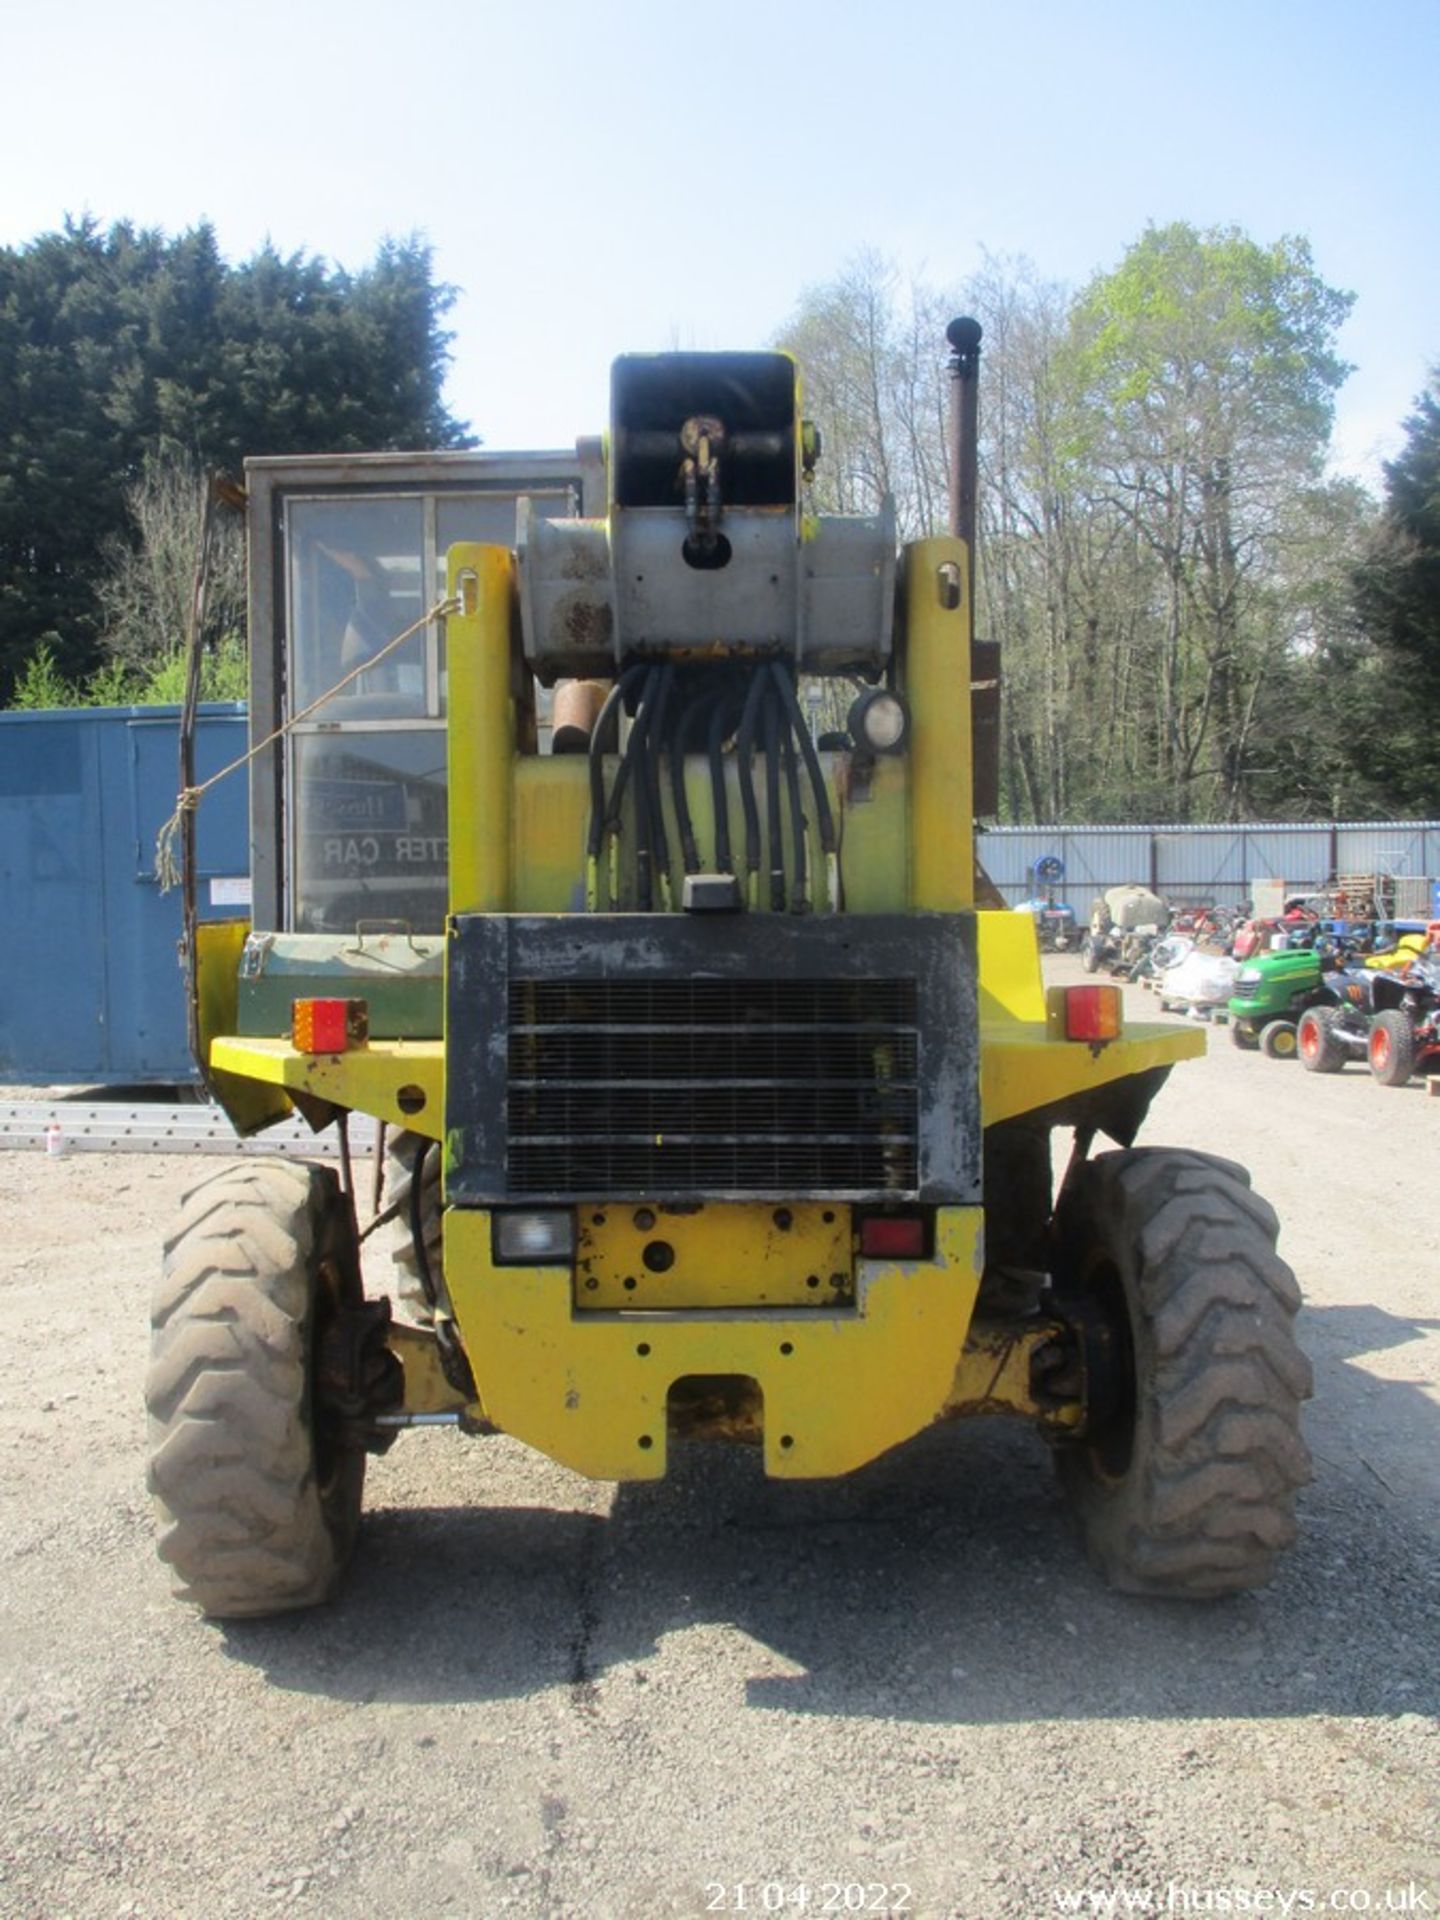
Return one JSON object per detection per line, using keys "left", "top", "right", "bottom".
{"left": 980, "top": 821, "right": 1440, "bottom": 914}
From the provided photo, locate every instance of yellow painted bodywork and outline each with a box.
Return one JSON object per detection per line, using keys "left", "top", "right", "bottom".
{"left": 975, "top": 909, "right": 1203, "bottom": 1123}
{"left": 508, "top": 750, "right": 909, "bottom": 915}
{"left": 443, "top": 546, "right": 911, "bottom": 917}
{"left": 205, "top": 906, "right": 1198, "bottom": 1163}
{"left": 193, "top": 921, "right": 293, "bottom": 1133}
{"left": 942, "top": 1318, "right": 1082, "bottom": 1431}
{"left": 203, "top": 524, "right": 1203, "bottom": 1482}
{"left": 905, "top": 538, "right": 974, "bottom": 912}
{"left": 980, "top": 1018, "right": 1203, "bottom": 1125}
{"left": 208, "top": 1034, "right": 444, "bottom": 1140}
{"left": 446, "top": 544, "right": 516, "bottom": 912}
{"left": 388, "top": 1320, "right": 471, "bottom": 1416}
{"left": 575, "top": 1202, "right": 854, "bottom": 1309}
{"left": 977, "top": 910, "right": 1048, "bottom": 1022}
{"left": 444, "top": 1204, "right": 983, "bottom": 1479}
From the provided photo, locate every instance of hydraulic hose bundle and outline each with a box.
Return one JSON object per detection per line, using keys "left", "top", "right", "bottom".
{"left": 585, "top": 662, "right": 838, "bottom": 913}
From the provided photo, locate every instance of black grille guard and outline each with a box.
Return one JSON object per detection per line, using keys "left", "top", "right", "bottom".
{"left": 445, "top": 913, "right": 980, "bottom": 1207}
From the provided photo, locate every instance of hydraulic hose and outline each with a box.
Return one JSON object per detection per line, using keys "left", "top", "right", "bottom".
{"left": 600, "top": 664, "right": 658, "bottom": 844}
{"left": 643, "top": 665, "right": 676, "bottom": 906}
{"left": 607, "top": 665, "right": 661, "bottom": 909}
{"left": 585, "top": 664, "right": 647, "bottom": 908}
{"left": 770, "top": 663, "right": 840, "bottom": 911}
{"left": 763, "top": 689, "right": 785, "bottom": 912}
{"left": 769, "top": 662, "right": 836, "bottom": 853}
{"left": 670, "top": 692, "right": 712, "bottom": 875}
{"left": 408, "top": 1136, "right": 438, "bottom": 1312}
{"left": 780, "top": 715, "right": 808, "bottom": 912}
{"left": 707, "top": 696, "right": 737, "bottom": 875}
{"left": 586, "top": 664, "right": 646, "bottom": 859}
{"left": 736, "top": 666, "right": 769, "bottom": 907}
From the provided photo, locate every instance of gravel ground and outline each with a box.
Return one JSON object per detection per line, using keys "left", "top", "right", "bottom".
{"left": 0, "top": 959, "right": 1436, "bottom": 1919}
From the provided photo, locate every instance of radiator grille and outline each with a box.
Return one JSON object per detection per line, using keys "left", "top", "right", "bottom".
{"left": 507, "top": 976, "right": 918, "bottom": 1195}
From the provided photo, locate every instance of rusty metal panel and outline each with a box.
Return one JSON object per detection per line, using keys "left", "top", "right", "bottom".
{"left": 970, "top": 640, "right": 1000, "bottom": 820}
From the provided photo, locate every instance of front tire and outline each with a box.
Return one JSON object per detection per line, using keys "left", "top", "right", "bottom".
{"left": 1368, "top": 1010, "right": 1416, "bottom": 1088}
{"left": 381, "top": 1129, "right": 444, "bottom": 1321}
{"left": 1259, "top": 1020, "right": 1299, "bottom": 1061}
{"left": 1052, "top": 1149, "right": 1311, "bottom": 1597}
{"left": 146, "top": 1162, "right": 366, "bottom": 1619}
{"left": 1297, "top": 1006, "right": 1345, "bottom": 1074}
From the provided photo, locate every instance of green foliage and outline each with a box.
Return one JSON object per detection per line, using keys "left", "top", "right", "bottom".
{"left": 1058, "top": 224, "right": 1356, "bottom": 820}
{"left": 777, "top": 230, "right": 1384, "bottom": 823}
{"left": 83, "top": 658, "right": 140, "bottom": 707}
{"left": 1352, "top": 377, "right": 1440, "bottom": 810}
{"left": 9, "top": 639, "right": 74, "bottom": 710}
{"left": 3, "top": 633, "right": 248, "bottom": 710}
{"left": 1068, "top": 224, "right": 1353, "bottom": 452}
{"left": 0, "top": 218, "right": 471, "bottom": 700}
{"left": 132, "top": 635, "right": 249, "bottom": 705}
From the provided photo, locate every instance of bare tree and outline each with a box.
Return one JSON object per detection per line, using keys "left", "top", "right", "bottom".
{"left": 774, "top": 229, "right": 1358, "bottom": 823}
{"left": 97, "top": 454, "right": 245, "bottom": 669}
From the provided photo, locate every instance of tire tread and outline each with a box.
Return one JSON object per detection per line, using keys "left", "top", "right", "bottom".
{"left": 1055, "top": 1148, "right": 1311, "bottom": 1597}
{"left": 145, "top": 1160, "right": 362, "bottom": 1619}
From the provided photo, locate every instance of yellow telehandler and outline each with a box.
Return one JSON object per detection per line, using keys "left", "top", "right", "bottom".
{"left": 146, "top": 323, "right": 1309, "bottom": 1617}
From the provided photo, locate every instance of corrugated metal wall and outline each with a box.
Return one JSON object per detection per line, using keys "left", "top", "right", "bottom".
{"left": 981, "top": 822, "right": 1440, "bottom": 909}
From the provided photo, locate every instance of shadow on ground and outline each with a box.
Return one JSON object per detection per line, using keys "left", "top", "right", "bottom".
{"left": 225, "top": 1300, "right": 1439, "bottom": 1728}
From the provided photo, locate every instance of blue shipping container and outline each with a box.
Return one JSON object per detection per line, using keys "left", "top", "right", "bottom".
{"left": 0, "top": 704, "right": 249, "bottom": 1085}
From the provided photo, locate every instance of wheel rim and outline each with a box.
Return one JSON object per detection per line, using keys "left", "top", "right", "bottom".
{"left": 1299, "top": 1022, "right": 1318, "bottom": 1062}
{"left": 1372, "top": 1028, "right": 1391, "bottom": 1071}
{"left": 1269, "top": 1026, "right": 1297, "bottom": 1058}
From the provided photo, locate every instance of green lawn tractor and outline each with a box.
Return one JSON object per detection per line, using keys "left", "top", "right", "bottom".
{"left": 1227, "top": 947, "right": 1336, "bottom": 1059}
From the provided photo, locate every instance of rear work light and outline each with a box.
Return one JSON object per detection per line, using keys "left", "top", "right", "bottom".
{"left": 848, "top": 688, "right": 910, "bottom": 756}
{"left": 1047, "top": 984, "right": 1123, "bottom": 1045}
{"left": 858, "top": 1215, "right": 927, "bottom": 1259}
{"left": 493, "top": 1209, "right": 576, "bottom": 1265}
{"left": 292, "top": 997, "right": 369, "bottom": 1054}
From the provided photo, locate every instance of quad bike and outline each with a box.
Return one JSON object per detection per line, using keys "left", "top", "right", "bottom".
{"left": 1298, "top": 942, "right": 1440, "bottom": 1083}
{"left": 1296, "top": 965, "right": 1376, "bottom": 1074}
{"left": 1365, "top": 954, "right": 1440, "bottom": 1087}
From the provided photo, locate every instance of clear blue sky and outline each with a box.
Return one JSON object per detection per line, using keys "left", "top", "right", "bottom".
{"left": 4, "top": 0, "right": 1436, "bottom": 488}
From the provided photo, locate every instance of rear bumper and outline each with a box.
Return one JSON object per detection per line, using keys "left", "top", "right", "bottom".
{"left": 442, "top": 1203, "right": 985, "bottom": 1479}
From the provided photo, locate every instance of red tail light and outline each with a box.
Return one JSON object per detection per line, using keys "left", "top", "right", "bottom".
{"left": 292, "top": 997, "right": 369, "bottom": 1054}
{"left": 1048, "top": 984, "right": 1122, "bottom": 1044}
{"left": 858, "top": 1215, "right": 926, "bottom": 1259}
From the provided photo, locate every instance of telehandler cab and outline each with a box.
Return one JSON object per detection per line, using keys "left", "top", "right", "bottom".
{"left": 147, "top": 322, "right": 1310, "bottom": 1618}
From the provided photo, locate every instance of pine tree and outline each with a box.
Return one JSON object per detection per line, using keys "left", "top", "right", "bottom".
{"left": 0, "top": 220, "right": 472, "bottom": 697}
